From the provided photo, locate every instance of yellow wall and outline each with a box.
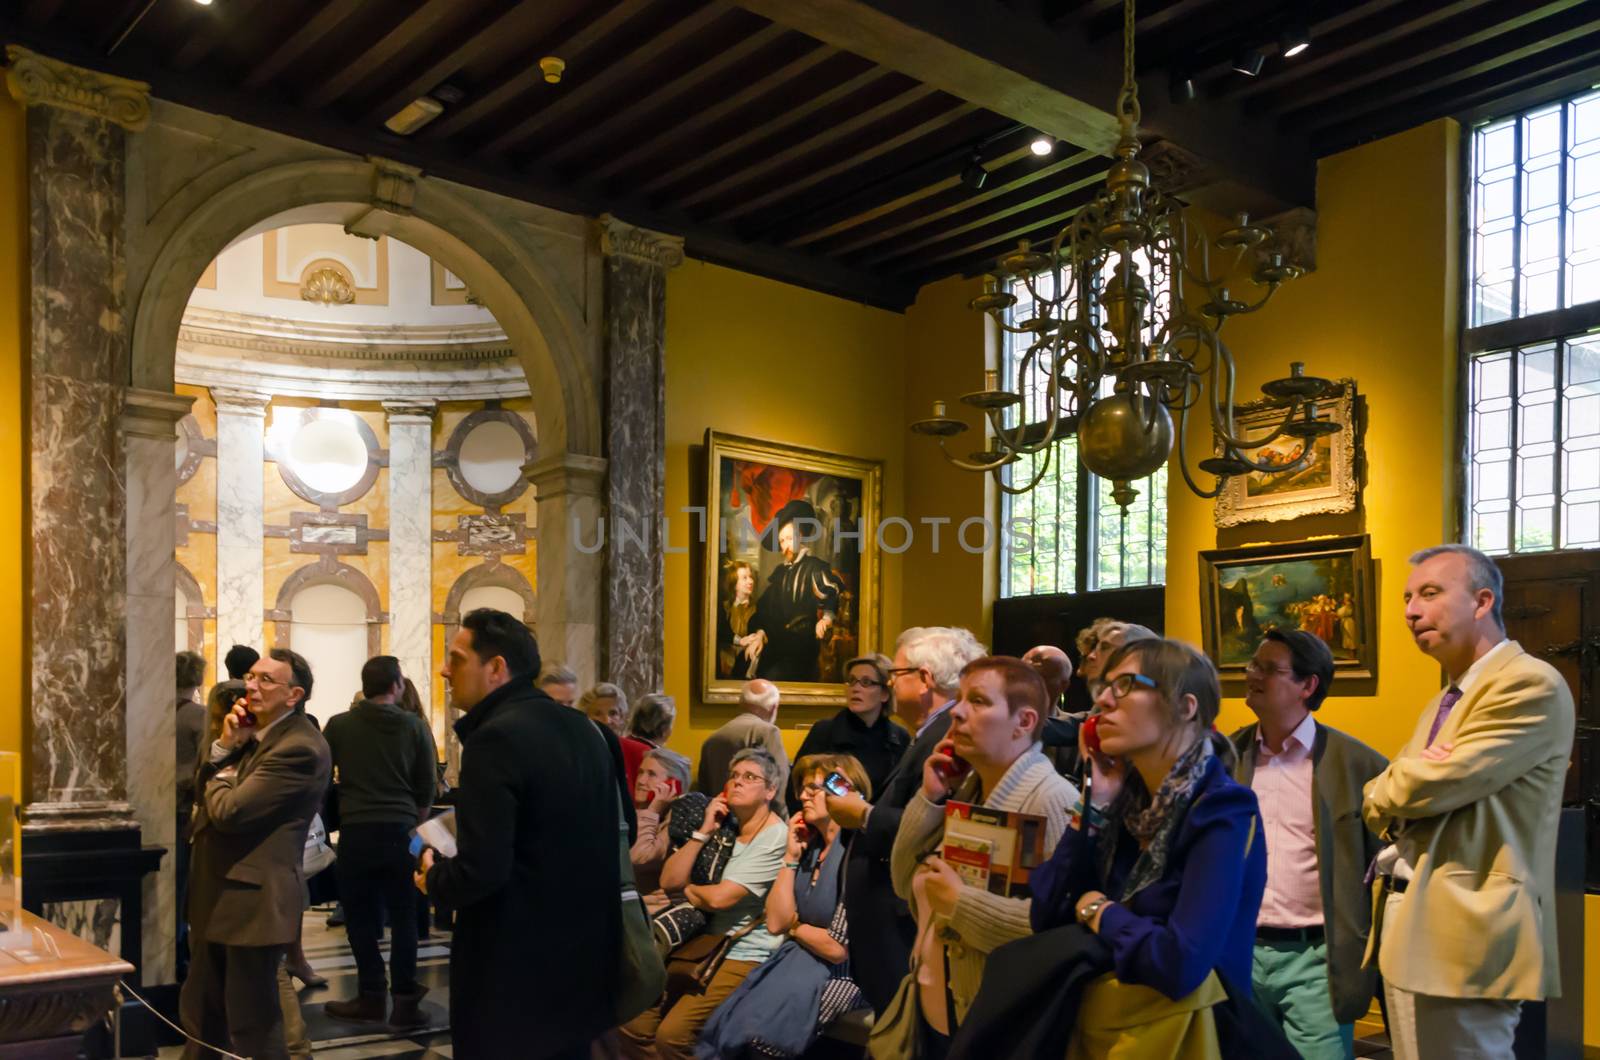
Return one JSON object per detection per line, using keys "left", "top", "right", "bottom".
{"left": 661, "top": 259, "right": 908, "bottom": 763}
{"left": 0, "top": 93, "right": 25, "bottom": 760}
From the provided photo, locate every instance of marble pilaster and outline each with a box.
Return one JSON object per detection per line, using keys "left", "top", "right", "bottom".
{"left": 9, "top": 48, "right": 149, "bottom": 824}
{"left": 122, "top": 388, "right": 192, "bottom": 985}
{"left": 526, "top": 452, "right": 607, "bottom": 690}
{"left": 212, "top": 388, "right": 269, "bottom": 657}
{"left": 597, "top": 216, "right": 682, "bottom": 703}
{"left": 384, "top": 402, "right": 435, "bottom": 726}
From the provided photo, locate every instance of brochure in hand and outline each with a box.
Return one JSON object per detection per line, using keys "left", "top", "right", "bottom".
{"left": 940, "top": 801, "right": 1049, "bottom": 898}
{"left": 411, "top": 809, "right": 457, "bottom": 859}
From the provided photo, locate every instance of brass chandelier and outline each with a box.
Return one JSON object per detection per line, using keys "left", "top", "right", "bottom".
{"left": 911, "top": 0, "right": 1335, "bottom": 509}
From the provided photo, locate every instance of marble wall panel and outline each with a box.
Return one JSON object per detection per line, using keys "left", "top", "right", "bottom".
{"left": 386, "top": 406, "right": 434, "bottom": 722}
{"left": 214, "top": 391, "right": 267, "bottom": 656}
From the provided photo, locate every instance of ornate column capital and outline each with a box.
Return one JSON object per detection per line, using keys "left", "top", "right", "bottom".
{"left": 597, "top": 214, "right": 685, "bottom": 270}
{"left": 121, "top": 387, "right": 194, "bottom": 440}
{"left": 209, "top": 387, "right": 271, "bottom": 417}
{"left": 525, "top": 451, "right": 608, "bottom": 498}
{"left": 4, "top": 46, "right": 150, "bottom": 131}
{"left": 382, "top": 399, "right": 438, "bottom": 424}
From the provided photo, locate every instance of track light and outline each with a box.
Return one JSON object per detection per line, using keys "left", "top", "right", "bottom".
{"left": 1232, "top": 49, "right": 1265, "bottom": 77}
{"left": 1281, "top": 22, "right": 1311, "bottom": 58}
{"left": 1168, "top": 72, "right": 1195, "bottom": 104}
{"left": 960, "top": 154, "right": 989, "bottom": 191}
{"left": 1030, "top": 134, "right": 1055, "bottom": 157}
{"left": 385, "top": 96, "right": 444, "bottom": 135}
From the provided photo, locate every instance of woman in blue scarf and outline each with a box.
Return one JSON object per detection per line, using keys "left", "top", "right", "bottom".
{"left": 697, "top": 754, "right": 871, "bottom": 1058}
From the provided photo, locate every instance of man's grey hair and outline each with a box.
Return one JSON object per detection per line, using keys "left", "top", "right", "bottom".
{"left": 627, "top": 692, "right": 676, "bottom": 742}
{"left": 740, "top": 679, "right": 780, "bottom": 718}
{"left": 896, "top": 626, "right": 987, "bottom": 696}
{"left": 729, "top": 747, "right": 782, "bottom": 791}
{"left": 1410, "top": 543, "right": 1505, "bottom": 627}
{"left": 537, "top": 664, "right": 578, "bottom": 688}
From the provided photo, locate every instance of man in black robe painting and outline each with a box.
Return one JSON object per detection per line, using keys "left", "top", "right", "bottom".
{"left": 747, "top": 500, "right": 845, "bottom": 682}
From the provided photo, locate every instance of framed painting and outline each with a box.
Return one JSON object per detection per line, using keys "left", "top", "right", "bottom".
{"left": 1213, "top": 380, "right": 1362, "bottom": 527}
{"left": 701, "top": 430, "right": 883, "bottom": 707}
{"left": 1199, "top": 534, "right": 1377, "bottom": 683}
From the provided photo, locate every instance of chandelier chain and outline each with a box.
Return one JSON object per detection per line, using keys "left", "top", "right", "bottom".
{"left": 1118, "top": 0, "right": 1140, "bottom": 136}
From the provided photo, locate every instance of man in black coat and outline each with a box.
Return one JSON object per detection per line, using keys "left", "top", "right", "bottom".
{"left": 823, "top": 626, "right": 986, "bottom": 1013}
{"left": 417, "top": 609, "right": 622, "bottom": 1060}
{"left": 181, "top": 648, "right": 331, "bottom": 1060}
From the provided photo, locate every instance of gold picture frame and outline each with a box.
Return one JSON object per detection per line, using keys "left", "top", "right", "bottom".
{"left": 701, "top": 430, "right": 883, "bottom": 707}
{"left": 1213, "top": 379, "right": 1361, "bottom": 527}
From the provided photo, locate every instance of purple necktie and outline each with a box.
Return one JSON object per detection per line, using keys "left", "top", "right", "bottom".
{"left": 1425, "top": 686, "right": 1463, "bottom": 747}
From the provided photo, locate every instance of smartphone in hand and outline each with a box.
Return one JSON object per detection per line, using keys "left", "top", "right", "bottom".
{"left": 1082, "top": 714, "right": 1102, "bottom": 754}
{"left": 822, "top": 771, "right": 853, "bottom": 798}
{"left": 933, "top": 750, "right": 971, "bottom": 786}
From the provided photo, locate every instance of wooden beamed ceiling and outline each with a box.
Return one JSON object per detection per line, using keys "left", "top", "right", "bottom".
{"left": 3, "top": 0, "right": 1598, "bottom": 310}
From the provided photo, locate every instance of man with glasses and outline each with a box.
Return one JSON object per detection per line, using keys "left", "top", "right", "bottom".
{"left": 694, "top": 678, "right": 789, "bottom": 802}
{"left": 182, "top": 648, "right": 331, "bottom": 1060}
{"left": 1228, "top": 630, "right": 1386, "bottom": 1060}
{"left": 824, "top": 626, "right": 986, "bottom": 1013}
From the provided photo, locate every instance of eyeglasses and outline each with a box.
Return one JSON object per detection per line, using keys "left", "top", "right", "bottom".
{"left": 727, "top": 770, "right": 767, "bottom": 786}
{"left": 800, "top": 782, "right": 827, "bottom": 796}
{"left": 244, "top": 672, "right": 286, "bottom": 688}
{"left": 885, "top": 667, "right": 922, "bottom": 680}
{"left": 1244, "top": 660, "right": 1295, "bottom": 677}
{"left": 1105, "top": 672, "right": 1159, "bottom": 699}
{"left": 845, "top": 677, "right": 885, "bottom": 688}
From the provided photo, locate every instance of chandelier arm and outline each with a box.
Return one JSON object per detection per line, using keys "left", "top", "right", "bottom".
{"left": 1204, "top": 340, "right": 1306, "bottom": 451}
{"left": 1222, "top": 282, "right": 1284, "bottom": 317}
{"left": 1173, "top": 402, "right": 1224, "bottom": 499}
{"left": 992, "top": 444, "right": 1055, "bottom": 496}
{"left": 935, "top": 437, "right": 1020, "bottom": 474}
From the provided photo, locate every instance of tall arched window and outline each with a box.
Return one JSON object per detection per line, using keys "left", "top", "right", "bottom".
{"left": 288, "top": 582, "right": 369, "bottom": 727}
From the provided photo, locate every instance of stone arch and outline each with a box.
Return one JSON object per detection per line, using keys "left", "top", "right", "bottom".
{"left": 174, "top": 561, "right": 207, "bottom": 654}
{"left": 440, "top": 559, "right": 537, "bottom": 643}
{"left": 270, "top": 556, "right": 387, "bottom": 658}
{"left": 129, "top": 156, "right": 600, "bottom": 459}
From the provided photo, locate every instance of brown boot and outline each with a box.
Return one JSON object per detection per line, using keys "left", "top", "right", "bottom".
{"left": 324, "top": 992, "right": 386, "bottom": 1023}
{"left": 388, "top": 986, "right": 430, "bottom": 1029}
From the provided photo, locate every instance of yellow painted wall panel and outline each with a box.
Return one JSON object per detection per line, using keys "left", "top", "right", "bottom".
{"left": 0, "top": 93, "right": 24, "bottom": 759}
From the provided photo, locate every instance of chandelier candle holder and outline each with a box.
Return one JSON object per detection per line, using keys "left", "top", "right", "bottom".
{"left": 911, "top": 0, "right": 1336, "bottom": 509}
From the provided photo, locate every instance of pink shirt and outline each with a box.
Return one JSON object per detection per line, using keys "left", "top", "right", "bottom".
{"left": 1251, "top": 712, "right": 1323, "bottom": 928}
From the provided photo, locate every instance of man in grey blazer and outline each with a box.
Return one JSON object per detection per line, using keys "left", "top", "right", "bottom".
{"left": 181, "top": 648, "right": 331, "bottom": 1060}
{"left": 1231, "top": 630, "right": 1387, "bottom": 1060}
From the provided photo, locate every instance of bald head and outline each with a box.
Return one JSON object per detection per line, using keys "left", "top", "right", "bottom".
{"left": 740, "top": 679, "right": 780, "bottom": 722}
{"left": 1023, "top": 644, "right": 1072, "bottom": 703}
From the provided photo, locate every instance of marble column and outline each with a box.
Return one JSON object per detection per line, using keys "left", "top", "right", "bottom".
{"left": 7, "top": 47, "right": 150, "bottom": 824}
{"left": 384, "top": 401, "right": 435, "bottom": 735}
{"left": 526, "top": 452, "right": 607, "bottom": 690}
{"left": 597, "top": 216, "right": 682, "bottom": 703}
{"left": 212, "top": 388, "right": 269, "bottom": 657}
{"left": 123, "top": 388, "right": 193, "bottom": 986}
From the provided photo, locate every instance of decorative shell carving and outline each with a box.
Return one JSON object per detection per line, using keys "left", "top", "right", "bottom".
{"left": 301, "top": 266, "right": 356, "bottom": 305}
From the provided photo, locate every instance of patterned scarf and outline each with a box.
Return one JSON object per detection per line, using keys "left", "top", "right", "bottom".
{"left": 1096, "top": 736, "right": 1214, "bottom": 902}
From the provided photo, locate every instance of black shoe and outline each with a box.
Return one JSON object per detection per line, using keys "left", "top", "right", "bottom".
{"left": 326, "top": 905, "right": 346, "bottom": 927}
{"left": 389, "top": 987, "right": 430, "bottom": 1029}
{"left": 324, "top": 993, "right": 387, "bottom": 1023}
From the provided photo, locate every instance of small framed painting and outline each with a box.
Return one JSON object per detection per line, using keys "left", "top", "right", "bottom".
{"left": 1199, "top": 534, "right": 1377, "bottom": 683}
{"left": 701, "top": 431, "right": 883, "bottom": 707}
{"left": 1213, "top": 380, "right": 1361, "bottom": 527}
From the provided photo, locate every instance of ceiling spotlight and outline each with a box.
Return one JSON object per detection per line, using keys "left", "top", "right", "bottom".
{"left": 539, "top": 56, "right": 566, "bottom": 84}
{"left": 1169, "top": 72, "right": 1196, "bottom": 104}
{"left": 1281, "top": 22, "right": 1311, "bottom": 58}
{"left": 961, "top": 154, "right": 989, "bottom": 191}
{"left": 192, "top": 0, "right": 213, "bottom": 5}
{"left": 385, "top": 96, "right": 444, "bottom": 135}
{"left": 1232, "top": 49, "right": 1265, "bottom": 77}
{"left": 1030, "top": 134, "right": 1055, "bottom": 157}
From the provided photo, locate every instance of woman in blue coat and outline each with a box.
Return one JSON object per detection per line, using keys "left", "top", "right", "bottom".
{"left": 1030, "top": 637, "right": 1267, "bottom": 1008}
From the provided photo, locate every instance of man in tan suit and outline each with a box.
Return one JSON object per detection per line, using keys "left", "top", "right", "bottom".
{"left": 1363, "top": 544, "right": 1574, "bottom": 1059}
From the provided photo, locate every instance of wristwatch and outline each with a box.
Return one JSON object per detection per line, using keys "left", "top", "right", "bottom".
{"left": 781, "top": 860, "right": 801, "bottom": 871}
{"left": 690, "top": 829, "right": 711, "bottom": 843}
{"left": 1077, "top": 896, "right": 1109, "bottom": 924}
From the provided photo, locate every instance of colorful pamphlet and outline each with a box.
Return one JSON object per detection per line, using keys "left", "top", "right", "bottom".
{"left": 941, "top": 801, "right": 1049, "bottom": 898}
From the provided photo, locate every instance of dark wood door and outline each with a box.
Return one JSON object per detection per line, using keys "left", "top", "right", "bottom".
{"left": 992, "top": 586, "right": 1164, "bottom": 712}
{"left": 1496, "top": 551, "right": 1600, "bottom": 891}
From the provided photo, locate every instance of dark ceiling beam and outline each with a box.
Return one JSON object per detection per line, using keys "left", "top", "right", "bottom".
{"left": 585, "top": 42, "right": 841, "bottom": 185}
{"left": 824, "top": 151, "right": 1106, "bottom": 259}
{"left": 632, "top": 65, "right": 892, "bottom": 198}
{"left": 479, "top": 4, "right": 732, "bottom": 158}
{"left": 22, "top": 0, "right": 69, "bottom": 28}
{"left": 707, "top": 101, "right": 984, "bottom": 224}
{"left": 727, "top": 0, "right": 1314, "bottom": 209}
{"left": 96, "top": 0, "right": 166, "bottom": 53}
{"left": 241, "top": 0, "right": 370, "bottom": 89}
{"left": 1092, "top": 0, "right": 1225, "bottom": 41}
{"left": 358, "top": 0, "right": 534, "bottom": 125}
{"left": 1315, "top": 38, "right": 1600, "bottom": 154}
{"left": 302, "top": 0, "right": 463, "bottom": 110}
{"left": 0, "top": 23, "right": 919, "bottom": 311}
{"left": 803, "top": 146, "right": 1096, "bottom": 254}
{"left": 856, "top": 164, "right": 1106, "bottom": 268}
{"left": 1172, "top": 0, "right": 1412, "bottom": 89}
{"left": 170, "top": 0, "right": 279, "bottom": 71}
{"left": 1292, "top": 8, "right": 1600, "bottom": 134}
{"left": 1264, "top": 0, "right": 1598, "bottom": 118}
{"left": 759, "top": 124, "right": 1036, "bottom": 246}
{"left": 420, "top": 0, "right": 657, "bottom": 143}
{"left": 870, "top": 189, "right": 1100, "bottom": 276}
{"left": 540, "top": 22, "right": 791, "bottom": 169}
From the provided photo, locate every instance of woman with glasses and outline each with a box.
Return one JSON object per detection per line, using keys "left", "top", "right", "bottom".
{"left": 699, "top": 754, "right": 872, "bottom": 1058}
{"left": 788, "top": 654, "right": 910, "bottom": 811}
{"left": 620, "top": 748, "right": 788, "bottom": 1059}
{"left": 1030, "top": 637, "right": 1267, "bottom": 1058}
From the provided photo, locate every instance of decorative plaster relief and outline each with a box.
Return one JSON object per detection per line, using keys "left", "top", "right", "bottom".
{"left": 4, "top": 45, "right": 150, "bottom": 130}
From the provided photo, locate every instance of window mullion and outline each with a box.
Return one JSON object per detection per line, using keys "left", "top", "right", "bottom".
{"left": 1554, "top": 338, "right": 1566, "bottom": 549}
